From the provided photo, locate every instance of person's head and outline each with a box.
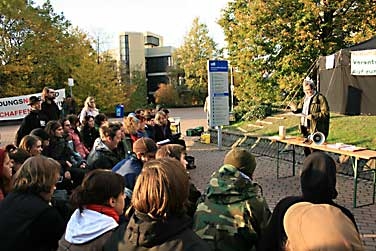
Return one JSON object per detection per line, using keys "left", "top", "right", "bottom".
{"left": 70, "top": 169, "right": 125, "bottom": 216}
{"left": 84, "top": 96, "right": 96, "bottom": 109}
{"left": 136, "top": 115, "right": 146, "bottom": 131}
{"left": 302, "top": 79, "right": 316, "bottom": 97}
{"left": 19, "top": 135, "right": 43, "bottom": 156}
{"left": 84, "top": 115, "right": 95, "bottom": 128}
{"left": 61, "top": 118, "right": 72, "bottom": 134}
{"left": 283, "top": 202, "right": 364, "bottom": 251}
{"left": 132, "top": 158, "right": 189, "bottom": 219}
{"left": 123, "top": 115, "right": 138, "bottom": 135}
{"left": 7, "top": 147, "right": 30, "bottom": 173}
{"left": 132, "top": 137, "right": 157, "bottom": 163}
{"left": 41, "top": 87, "right": 55, "bottom": 101}
{"left": 45, "top": 120, "right": 64, "bottom": 138}
{"left": 156, "top": 144, "right": 187, "bottom": 169}
{"left": 67, "top": 114, "right": 79, "bottom": 129}
{"left": 95, "top": 113, "right": 108, "bottom": 128}
{"left": 300, "top": 151, "right": 338, "bottom": 202}
{"left": 28, "top": 96, "right": 41, "bottom": 110}
{"left": 145, "top": 114, "right": 155, "bottom": 126}
{"left": 99, "top": 123, "right": 122, "bottom": 150}
{"left": 223, "top": 147, "right": 257, "bottom": 178}
{"left": 12, "top": 156, "right": 60, "bottom": 202}
{"left": 0, "top": 148, "right": 13, "bottom": 181}
{"left": 155, "top": 111, "right": 168, "bottom": 126}
{"left": 30, "top": 128, "right": 50, "bottom": 147}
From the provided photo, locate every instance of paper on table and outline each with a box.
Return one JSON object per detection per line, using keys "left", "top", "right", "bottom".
{"left": 156, "top": 139, "right": 171, "bottom": 145}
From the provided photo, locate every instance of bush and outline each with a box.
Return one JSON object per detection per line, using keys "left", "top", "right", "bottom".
{"left": 234, "top": 103, "right": 272, "bottom": 121}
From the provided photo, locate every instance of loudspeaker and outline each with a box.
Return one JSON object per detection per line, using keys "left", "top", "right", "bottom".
{"left": 308, "top": 131, "right": 325, "bottom": 145}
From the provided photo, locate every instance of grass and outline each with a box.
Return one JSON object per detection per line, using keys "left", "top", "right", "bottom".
{"left": 226, "top": 112, "right": 376, "bottom": 150}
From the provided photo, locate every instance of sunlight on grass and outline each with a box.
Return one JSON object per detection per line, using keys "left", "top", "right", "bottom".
{"left": 226, "top": 113, "right": 376, "bottom": 150}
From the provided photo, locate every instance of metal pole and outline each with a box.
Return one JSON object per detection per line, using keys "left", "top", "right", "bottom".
{"left": 230, "top": 66, "right": 234, "bottom": 112}
{"left": 70, "top": 86, "right": 73, "bottom": 97}
{"left": 217, "top": 126, "right": 222, "bottom": 150}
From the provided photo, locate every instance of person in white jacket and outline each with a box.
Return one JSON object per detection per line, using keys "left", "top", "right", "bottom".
{"left": 57, "top": 169, "right": 126, "bottom": 251}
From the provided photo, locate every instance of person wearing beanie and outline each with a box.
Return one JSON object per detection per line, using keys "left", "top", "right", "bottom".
{"left": 112, "top": 137, "right": 157, "bottom": 192}
{"left": 258, "top": 151, "right": 358, "bottom": 251}
{"left": 193, "top": 147, "right": 271, "bottom": 251}
{"left": 283, "top": 202, "right": 364, "bottom": 251}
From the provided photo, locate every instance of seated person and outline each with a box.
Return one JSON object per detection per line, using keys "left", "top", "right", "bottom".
{"left": 154, "top": 110, "right": 185, "bottom": 148}
{"left": 258, "top": 151, "right": 359, "bottom": 251}
{"left": 283, "top": 202, "right": 363, "bottom": 251}
{"left": 58, "top": 169, "right": 126, "bottom": 250}
{"left": 193, "top": 148, "right": 271, "bottom": 251}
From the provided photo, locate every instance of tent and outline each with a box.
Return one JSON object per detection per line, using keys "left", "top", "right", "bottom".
{"left": 318, "top": 36, "right": 376, "bottom": 115}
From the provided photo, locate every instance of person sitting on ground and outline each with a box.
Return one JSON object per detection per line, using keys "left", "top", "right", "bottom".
{"left": 109, "top": 158, "right": 211, "bottom": 251}
{"left": 144, "top": 113, "right": 155, "bottom": 140}
{"left": 15, "top": 96, "right": 47, "bottom": 146}
{"left": 87, "top": 123, "right": 122, "bottom": 170}
{"left": 79, "top": 96, "right": 99, "bottom": 124}
{"left": 193, "top": 147, "right": 271, "bottom": 251}
{"left": 66, "top": 114, "right": 89, "bottom": 159}
{"left": 0, "top": 156, "right": 65, "bottom": 251}
{"left": 6, "top": 146, "right": 30, "bottom": 174}
{"left": 80, "top": 115, "right": 100, "bottom": 151}
{"left": 154, "top": 110, "right": 186, "bottom": 148}
{"left": 94, "top": 113, "right": 108, "bottom": 130}
{"left": 123, "top": 113, "right": 140, "bottom": 143}
{"left": 18, "top": 135, "right": 43, "bottom": 156}
{"left": 58, "top": 169, "right": 126, "bottom": 250}
{"left": 30, "top": 128, "right": 50, "bottom": 149}
{"left": 156, "top": 144, "right": 201, "bottom": 217}
{"left": 112, "top": 137, "right": 157, "bottom": 192}
{"left": 283, "top": 202, "right": 364, "bottom": 251}
{"left": 258, "top": 151, "right": 359, "bottom": 251}
{"left": 0, "top": 148, "right": 13, "bottom": 200}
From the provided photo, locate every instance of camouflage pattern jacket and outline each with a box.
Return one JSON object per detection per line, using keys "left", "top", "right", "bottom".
{"left": 193, "top": 164, "right": 271, "bottom": 251}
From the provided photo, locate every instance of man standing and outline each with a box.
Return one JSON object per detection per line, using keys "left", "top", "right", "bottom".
{"left": 15, "top": 96, "right": 47, "bottom": 146}
{"left": 41, "top": 87, "right": 61, "bottom": 122}
{"left": 290, "top": 79, "right": 330, "bottom": 155}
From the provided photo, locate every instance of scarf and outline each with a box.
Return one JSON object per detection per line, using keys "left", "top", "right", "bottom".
{"left": 86, "top": 204, "right": 119, "bottom": 223}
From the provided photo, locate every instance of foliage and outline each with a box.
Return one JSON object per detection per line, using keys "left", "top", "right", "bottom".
{"left": 219, "top": 0, "right": 376, "bottom": 117}
{"left": 234, "top": 102, "right": 272, "bottom": 121}
{"left": 154, "top": 83, "right": 180, "bottom": 106}
{"left": 173, "top": 17, "right": 219, "bottom": 103}
{"left": 0, "top": 0, "right": 127, "bottom": 114}
{"left": 123, "top": 70, "right": 148, "bottom": 112}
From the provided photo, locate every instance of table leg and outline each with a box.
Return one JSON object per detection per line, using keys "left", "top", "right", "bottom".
{"left": 277, "top": 142, "right": 280, "bottom": 178}
{"left": 292, "top": 145, "right": 296, "bottom": 176}
{"left": 352, "top": 157, "right": 358, "bottom": 208}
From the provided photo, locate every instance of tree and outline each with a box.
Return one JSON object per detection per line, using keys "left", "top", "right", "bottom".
{"left": 219, "top": 0, "right": 376, "bottom": 116}
{"left": 173, "top": 17, "right": 219, "bottom": 103}
{"left": 154, "top": 83, "right": 180, "bottom": 106}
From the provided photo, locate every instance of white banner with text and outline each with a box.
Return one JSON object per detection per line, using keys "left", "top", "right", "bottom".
{"left": 351, "top": 49, "right": 376, "bottom": 76}
{"left": 0, "top": 89, "right": 65, "bottom": 121}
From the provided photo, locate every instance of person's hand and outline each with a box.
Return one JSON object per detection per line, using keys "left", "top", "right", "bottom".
{"left": 80, "top": 162, "right": 87, "bottom": 169}
{"left": 65, "top": 161, "right": 73, "bottom": 169}
{"left": 306, "top": 114, "right": 312, "bottom": 120}
{"left": 288, "top": 102, "right": 297, "bottom": 111}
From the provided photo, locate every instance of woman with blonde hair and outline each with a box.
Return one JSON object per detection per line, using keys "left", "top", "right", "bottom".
{"left": 113, "top": 158, "right": 210, "bottom": 251}
{"left": 0, "top": 156, "right": 65, "bottom": 251}
{"left": 18, "top": 135, "right": 43, "bottom": 156}
{"left": 79, "top": 96, "right": 99, "bottom": 124}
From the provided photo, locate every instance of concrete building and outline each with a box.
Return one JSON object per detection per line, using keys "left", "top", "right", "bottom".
{"left": 119, "top": 31, "right": 174, "bottom": 102}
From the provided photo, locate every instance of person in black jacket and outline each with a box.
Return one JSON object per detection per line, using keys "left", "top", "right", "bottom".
{"left": 15, "top": 96, "right": 47, "bottom": 146}
{"left": 41, "top": 87, "right": 61, "bottom": 122}
{"left": 0, "top": 156, "right": 65, "bottom": 251}
{"left": 258, "top": 152, "right": 359, "bottom": 251}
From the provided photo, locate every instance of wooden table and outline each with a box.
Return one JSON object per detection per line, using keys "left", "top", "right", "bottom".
{"left": 270, "top": 136, "right": 376, "bottom": 208}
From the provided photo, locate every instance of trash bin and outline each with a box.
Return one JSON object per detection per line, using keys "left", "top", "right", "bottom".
{"left": 115, "top": 104, "right": 124, "bottom": 118}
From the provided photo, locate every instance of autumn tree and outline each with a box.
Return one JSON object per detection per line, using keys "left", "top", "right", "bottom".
{"left": 219, "top": 0, "right": 376, "bottom": 118}
{"left": 173, "top": 17, "right": 219, "bottom": 103}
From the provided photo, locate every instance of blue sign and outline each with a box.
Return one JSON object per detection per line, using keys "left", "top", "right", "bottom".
{"left": 208, "top": 60, "right": 229, "bottom": 72}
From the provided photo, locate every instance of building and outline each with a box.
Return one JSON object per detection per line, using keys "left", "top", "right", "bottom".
{"left": 119, "top": 31, "right": 174, "bottom": 103}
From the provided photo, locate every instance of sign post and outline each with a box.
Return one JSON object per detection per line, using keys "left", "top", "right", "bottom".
{"left": 207, "top": 60, "right": 229, "bottom": 150}
{"left": 68, "top": 78, "right": 74, "bottom": 96}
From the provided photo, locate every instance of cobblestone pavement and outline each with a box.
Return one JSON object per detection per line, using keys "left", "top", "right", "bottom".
{"left": 1, "top": 107, "right": 375, "bottom": 250}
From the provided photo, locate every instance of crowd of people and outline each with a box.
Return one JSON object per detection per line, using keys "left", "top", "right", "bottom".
{"left": 0, "top": 84, "right": 365, "bottom": 251}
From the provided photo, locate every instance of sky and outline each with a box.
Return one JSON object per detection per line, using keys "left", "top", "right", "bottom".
{"left": 33, "top": 0, "right": 231, "bottom": 50}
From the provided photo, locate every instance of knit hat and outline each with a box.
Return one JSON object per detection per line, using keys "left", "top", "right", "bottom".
{"left": 133, "top": 138, "right": 157, "bottom": 154}
{"left": 223, "top": 148, "right": 256, "bottom": 177}
{"left": 284, "top": 202, "right": 363, "bottom": 251}
{"left": 301, "top": 151, "right": 338, "bottom": 202}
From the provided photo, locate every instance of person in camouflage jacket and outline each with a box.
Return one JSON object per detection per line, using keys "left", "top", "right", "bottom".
{"left": 193, "top": 148, "right": 271, "bottom": 251}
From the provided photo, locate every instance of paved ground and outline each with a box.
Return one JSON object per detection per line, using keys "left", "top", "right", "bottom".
{"left": 1, "top": 107, "right": 375, "bottom": 250}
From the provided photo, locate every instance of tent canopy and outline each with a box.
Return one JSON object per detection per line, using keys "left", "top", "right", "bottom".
{"left": 318, "top": 36, "right": 376, "bottom": 115}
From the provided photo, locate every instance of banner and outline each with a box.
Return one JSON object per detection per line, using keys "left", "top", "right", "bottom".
{"left": 0, "top": 89, "right": 66, "bottom": 121}
{"left": 351, "top": 49, "right": 376, "bottom": 75}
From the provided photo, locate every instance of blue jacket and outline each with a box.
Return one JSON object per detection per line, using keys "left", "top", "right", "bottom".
{"left": 112, "top": 154, "right": 143, "bottom": 191}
